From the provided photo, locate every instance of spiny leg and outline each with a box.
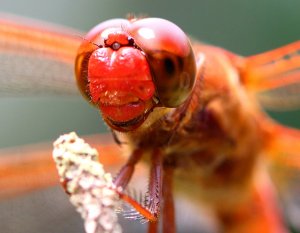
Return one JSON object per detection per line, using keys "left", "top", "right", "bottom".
{"left": 113, "top": 148, "right": 143, "bottom": 188}
{"left": 113, "top": 148, "right": 166, "bottom": 232}
{"left": 148, "top": 222, "right": 158, "bottom": 233}
{"left": 114, "top": 148, "right": 177, "bottom": 233}
{"left": 162, "top": 164, "right": 175, "bottom": 233}
{"left": 146, "top": 149, "right": 163, "bottom": 233}
{"left": 148, "top": 152, "right": 176, "bottom": 233}
{"left": 119, "top": 149, "right": 164, "bottom": 232}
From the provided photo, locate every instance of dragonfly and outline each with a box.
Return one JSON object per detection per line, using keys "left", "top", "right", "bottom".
{"left": 0, "top": 14, "right": 300, "bottom": 233}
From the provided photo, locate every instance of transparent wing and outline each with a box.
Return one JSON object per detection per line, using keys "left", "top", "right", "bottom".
{"left": 0, "top": 133, "right": 124, "bottom": 199}
{"left": 0, "top": 14, "right": 83, "bottom": 96}
{"left": 262, "top": 122, "right": 300, "bottom": 231}
{"left": 243, "top": 40, "right": 300, "bottom": 228}
{"left": 241, "top": 41, "right": 300, "bottom": 110}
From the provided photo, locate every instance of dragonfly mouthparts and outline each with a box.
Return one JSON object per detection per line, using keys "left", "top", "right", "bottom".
{"left": 106, "top": 114, "right": 144, "bottom": 129}
{"left": 98, "top": 91, "right": 140, "bottom": 106}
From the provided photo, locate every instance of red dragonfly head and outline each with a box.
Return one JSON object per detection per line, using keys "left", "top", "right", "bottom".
{"left": 75, "top": 18, "right": 196, "bottom": 132}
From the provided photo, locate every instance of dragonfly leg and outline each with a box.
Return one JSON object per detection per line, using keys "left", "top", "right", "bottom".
{"left": 146, "top": 150, "right": 176, "bottom": 233}
{"left": 146, "top": 148, "right": 163, "bottom": 233}
{"left": 113, "top": 148, "right": 163, "bottom": 229}
{"left": 113, "top": 148, "right": 143, "bottom": 188}
{"left": 148, "top": 222, "right": 158, "bottom": 233}
{"left": 162, "top": 164, "right": 175, "bottom": 233}
{"left": 114, "top": 148, "right": 169, "bottom": 231}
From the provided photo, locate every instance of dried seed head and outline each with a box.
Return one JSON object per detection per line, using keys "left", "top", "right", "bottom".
{"left": 53, "top": 132, "right": 122, "bottom": 233}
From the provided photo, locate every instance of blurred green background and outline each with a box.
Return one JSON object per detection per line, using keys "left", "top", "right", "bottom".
{"left": 0, "top": 1, "right": 300, "bottom": 233}
{"left": 0, "top": 0, "right": 299, "bottom": 149}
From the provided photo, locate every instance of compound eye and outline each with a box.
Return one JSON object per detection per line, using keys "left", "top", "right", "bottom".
{"left": 130, "top": 18, "right": 196, "bottom": 107}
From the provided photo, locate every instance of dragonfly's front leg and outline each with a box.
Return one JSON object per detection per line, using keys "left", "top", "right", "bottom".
{"left": 147, "top": 149, "right": 163, "bottom": 233}
{"left": 148, "top": 150, "right": 176, "bottom": 233}
{"left": 114, "top": 148, "right": 175, "bottom": 233}
{"left": 162, "top": 163, "right": 175, "bottom": 233}
{"left": 113, "top": 149, "right": 143, "bottom": 188}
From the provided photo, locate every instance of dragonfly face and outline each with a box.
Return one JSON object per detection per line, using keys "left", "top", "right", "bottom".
{"left": 75, "top": 18, "right": 196, "bottom": 131}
